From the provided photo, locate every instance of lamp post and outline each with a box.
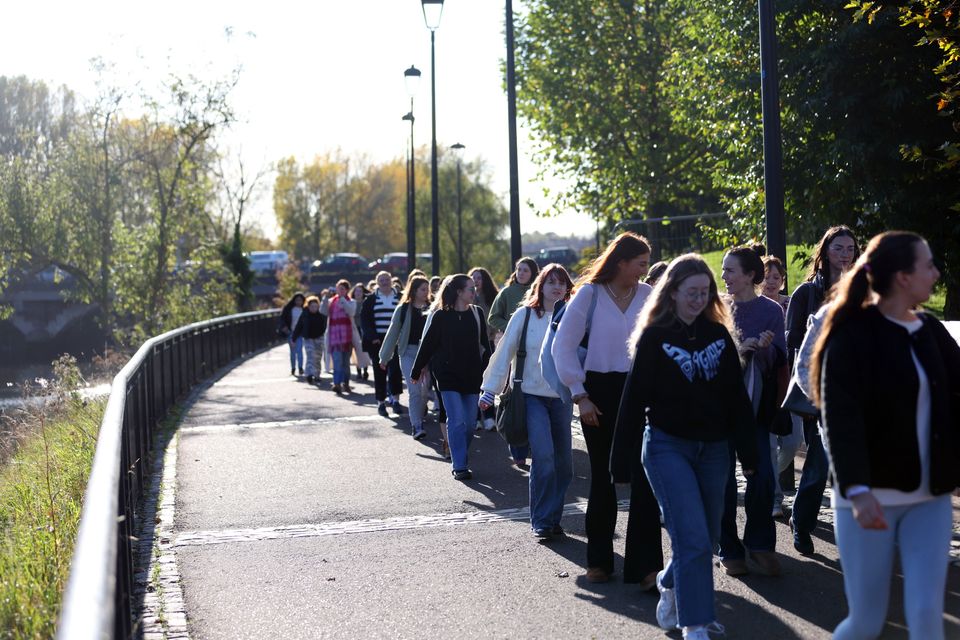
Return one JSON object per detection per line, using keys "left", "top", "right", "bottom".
{"left": 450, "top": 142, "right": 465, "bottom": 273}
{"left": 403, "top": 65, "right": 421, "bottom": 276}
{"left": 758, "top": 0, "right": 787, "bottom": 272}
{"left": 421, "top": 0, "right": 444, "bottom": 276}
{"left": 505, "top": 0, "right": 522, "bottom": 264}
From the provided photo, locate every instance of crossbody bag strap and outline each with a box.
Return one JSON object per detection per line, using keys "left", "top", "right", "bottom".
{"left": 514, "top": 308, "right": 532, "bottom": 384}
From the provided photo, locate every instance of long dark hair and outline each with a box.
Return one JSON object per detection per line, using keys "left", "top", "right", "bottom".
{"left": 806, "top": 225, "right": 861, "bottom": 285}
{"left": 809, "top": 231, "right": 925, "bottom": 406}
{"left": 578, "top": 232, "right": 651, "bottom": 285}
{"left": 283, "top": 291, "right": 306, "bottom": 312}
{"left": 523, "top": 263, "right": 574, "bottom": 318}
{"left": 431, "top": 274, "right": 473, "bottom": 312}
{"left": 507, "top": 257, "right": 540, "bottom": 286}
{"left": 468, "top": 267, "right": 499, "bottom": 304}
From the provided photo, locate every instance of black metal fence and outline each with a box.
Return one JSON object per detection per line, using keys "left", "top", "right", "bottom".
{"left": 57, "top": 309, "right": 281, "bottom": 640}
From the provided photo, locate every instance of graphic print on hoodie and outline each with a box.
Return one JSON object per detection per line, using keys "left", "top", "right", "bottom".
{"left": 661, "top": 339, "right": 726, "bottom": 382}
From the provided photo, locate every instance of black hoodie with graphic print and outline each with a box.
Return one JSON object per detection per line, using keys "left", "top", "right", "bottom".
{"left": 611, "top": 314, "right": 758, "bottom": 481}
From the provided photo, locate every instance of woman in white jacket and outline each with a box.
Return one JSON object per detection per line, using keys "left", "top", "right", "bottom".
{"left": 480, "top": 264, "right": 575, "bottom": 539}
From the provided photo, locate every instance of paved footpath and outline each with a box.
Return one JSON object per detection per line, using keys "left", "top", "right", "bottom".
{"left": 138, "top": 345, "right": 960, "bottom": 639}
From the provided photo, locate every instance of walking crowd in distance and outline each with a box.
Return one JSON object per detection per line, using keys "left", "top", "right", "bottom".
{"left": 276, "top": 228, "right": 959, "bottom": 640}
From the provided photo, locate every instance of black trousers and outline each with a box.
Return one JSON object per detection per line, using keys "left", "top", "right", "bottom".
{"left": 582, "top": 371, "right": 663, "bottom": 579}
{"left": 368, "top": 340, "right": 403, "bottom": 402}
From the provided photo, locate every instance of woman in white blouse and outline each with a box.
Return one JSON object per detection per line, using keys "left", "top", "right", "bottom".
{"left": 552, "top": 232, "right": 663, "bottom": 587}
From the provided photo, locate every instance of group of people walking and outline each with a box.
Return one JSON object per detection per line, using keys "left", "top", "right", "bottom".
{"left": 276, "top": 226, "right": 959, "bottom": 640}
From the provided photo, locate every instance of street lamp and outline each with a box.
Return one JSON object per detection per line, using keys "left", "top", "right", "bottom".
{"left": 450, "top": 142, "right": 466, "bottom": 273}
{"left": 505, "top": 0, "right": 522, "bottom": 264}
{"left": 421, "top": 0, "right": 444, "bottom": 276}
{"left": 403, "top": 65, "right": 421, "bottom": 276}
{"left": 758, "top": 0, "right": 787, "bottom": 275}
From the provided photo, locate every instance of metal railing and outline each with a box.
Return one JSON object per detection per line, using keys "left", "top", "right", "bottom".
{"left": 57, "top": 309, "right": 281, "bottom": 640}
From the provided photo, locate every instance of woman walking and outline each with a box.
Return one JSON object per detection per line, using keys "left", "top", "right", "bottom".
{"left": 325, "top": 280, "right": 356, "bottom": 394}
{"left": 717, "top": 244, "right": 787, "bottom": 577}
{"left": 278, "top": 292, "right": 306, "bottom": 376}
{"left": 291, "top": 295, "right": 328, "bottom": 384}
{"left": 351, "top": 283, "right": 371, "bottom": 382}
{"left": 489, "top": 258, "right": 540, "bottom": 459}
{"left": 412, "top": 275, "right": 492, "bottom": 480}
{"left": 480, "top": 264, "right": 575, "bottom": 539}
{"left": 470, "top": 267, "right": 501, "bottom": 431}
{"left": 786, "top": 225, "right": 860, "bottom": 555}
{"left": 380, "top": 276, "right": 432, "bottom": 440}
{"left": 613, "top": 254, "right": 757, "bottom": 640}
{"left": 552, "top": 232, "right": 662, "bottom": 585}
{"left": 811, "top": 231, "right": 959, "bottom": 640}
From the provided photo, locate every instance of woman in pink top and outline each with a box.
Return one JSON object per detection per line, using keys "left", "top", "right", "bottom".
{"left": 552, "top": 232, "right": 663, "bottom": 587}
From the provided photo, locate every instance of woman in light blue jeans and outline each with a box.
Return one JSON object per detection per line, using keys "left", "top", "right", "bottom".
{"left": 611, "top": 255, "right": 758, "bottom": 640}
{"left": 379, "top": 276, "right": 432, "bottom": 438}
{"left": 480, "top": 264, "right": 575, "bottom": 538}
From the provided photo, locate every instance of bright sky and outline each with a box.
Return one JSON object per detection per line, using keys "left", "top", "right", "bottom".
{"left": 0, "top": 0, "right": 595, "bottom": 242}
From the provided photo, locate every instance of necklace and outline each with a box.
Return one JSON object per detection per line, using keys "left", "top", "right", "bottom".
{"left": 605, "top": 282, "right": 637, "bottom": 302}
{"left": 677, "top": 315, "right": 697, "bottom": 341}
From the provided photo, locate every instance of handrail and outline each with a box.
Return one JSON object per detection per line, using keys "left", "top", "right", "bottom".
{"left": 57, "top": 309, "right": 281, "bottom": 640}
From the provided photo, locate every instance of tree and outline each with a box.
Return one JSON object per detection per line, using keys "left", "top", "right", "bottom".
{"left": 514, "top": 0, "right": 721, "bottom": 238}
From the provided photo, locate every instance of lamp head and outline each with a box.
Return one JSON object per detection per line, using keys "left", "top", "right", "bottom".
{"left": 404, "top": 65, "right": 422, "bottom": 98}
{"left": 421, "top": 0, "right": 444, "bottom": 30}
{"left": 450, "top": 142, "right": 465, "bottom": 161}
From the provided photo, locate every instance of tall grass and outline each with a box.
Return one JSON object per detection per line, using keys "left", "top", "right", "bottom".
{"left": 0, "top": 358, "right": 105, "bottom": 639}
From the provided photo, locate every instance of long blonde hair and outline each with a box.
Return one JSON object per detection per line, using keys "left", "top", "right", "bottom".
{"left": 628, "top": 253, "right": 732, "bottom": 357}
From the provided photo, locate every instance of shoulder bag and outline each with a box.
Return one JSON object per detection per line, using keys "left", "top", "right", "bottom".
{"left": 496, "top": 308, "right": 531, "bottom": 447}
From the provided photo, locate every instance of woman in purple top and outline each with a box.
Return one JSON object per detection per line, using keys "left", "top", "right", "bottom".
{"left": 717, "top": 244, "right": 787, "bottom": 577}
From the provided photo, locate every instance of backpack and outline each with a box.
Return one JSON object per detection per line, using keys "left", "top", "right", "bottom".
{"left": 539, "top": 284, "right": 598, "bottom": 403}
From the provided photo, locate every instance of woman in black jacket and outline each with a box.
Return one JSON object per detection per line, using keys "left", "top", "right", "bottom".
{"left": 278, "top": 292, "right": 306, "bottom": 376}
{"left": 411, "top": 275, "right": 492, "bottom": 480}
{"left": 811, "top": 231, "right": 960, "bottom": 640}
{"left": 784, "top": 225, "right": 859, "bottom": 555}
{"left": 612, "top": 254, "right": 757, "bottom": 639}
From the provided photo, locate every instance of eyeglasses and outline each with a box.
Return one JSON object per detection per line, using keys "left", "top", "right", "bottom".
{"left": 680, "top": 289, "right": 710, "bottom": 301}
{"left": 464, "top": 286, "right": 477, "bottom": 292}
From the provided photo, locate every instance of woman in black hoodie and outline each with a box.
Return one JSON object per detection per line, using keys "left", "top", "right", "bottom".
{"left": 612, "top": 254, "right": 757, "bottom": 640}
{"left": 811, "top": 231, "right": 960, "bottom": 640}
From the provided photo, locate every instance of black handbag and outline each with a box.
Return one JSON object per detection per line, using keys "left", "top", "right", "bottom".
{"left": 781, "top": 367, "right": 819, "bottom": 419}
{"left": 496, "top": 308, "right": 531, "bottom": 447}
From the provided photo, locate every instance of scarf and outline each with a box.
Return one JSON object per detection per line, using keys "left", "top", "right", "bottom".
{"left": 327, "top": 295, "right": 353, "bottom": 351}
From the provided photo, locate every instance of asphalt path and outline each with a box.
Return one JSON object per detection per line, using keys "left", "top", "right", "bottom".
{"left": 169, "top": 345, "right": 960, "bottom": 639}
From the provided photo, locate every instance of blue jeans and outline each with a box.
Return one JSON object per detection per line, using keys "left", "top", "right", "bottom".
{"left": 642, "top": 427, "right": 729, "bottom": 628}
{"left": 524, "top": 393, "right": 573, "bottom": 530}
{"left": 399, "top": 345, "right": 429, "bottom": 429}
{"left": 833, "top": 496, "right": 952, "bottom": 640}
{"left": 288, "top": 335, "right": 304, "bottom": 370}
{"left": 719, "top": 423, "right": 777, "bottom": 558}
{"left": 331, "top": 349, "right": 351, "bottom": 385}
{"left": 791, "top": 419, "right": 830, "bottom": 534}
{"left": 440, "top": 391, "right": 478, "bottom": 472}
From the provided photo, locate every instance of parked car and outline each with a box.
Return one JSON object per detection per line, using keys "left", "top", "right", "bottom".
{"left": 367, "top": 252, "right": 434, "bottom": 274}
{"left": 246, "top": 250, "right": 289, "bottom": 278}
{"left": 312, "top": 253, "right": 370, "bottom": 274}
{"left": 535, "top": 246, "right": 579, "bottom": 268}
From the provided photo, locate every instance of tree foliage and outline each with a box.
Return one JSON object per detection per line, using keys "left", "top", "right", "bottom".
{"left": 514, "top": 0, "right": 960, "bottom": 316}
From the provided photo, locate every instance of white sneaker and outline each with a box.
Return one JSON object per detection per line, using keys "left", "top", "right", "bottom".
{"left": 655, "top": 569, "right": 678, "bottom": 630}
{"left": 483, "top": 417, "right": 496, "bottom": 431}
{"left": 682, "top": 622, "right": 726, "bottom": 639}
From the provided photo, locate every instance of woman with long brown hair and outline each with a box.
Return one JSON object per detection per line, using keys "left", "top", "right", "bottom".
{"left": 811, "top": 231, "right": 959, "bottom": 639}
{"left": 613, "top": 254, "right": 757, "bottom": 639}
{"left": 786, "top": 225, "right": 860, "bottom": 555}
{"left": 480, "top": 264, "right": 575, "bottom": 539}
{"left": 552, "top": 231, "right": 662, "bottom": 586}
{"left": 379, "top": 276, "right": 432, "bottom": 440}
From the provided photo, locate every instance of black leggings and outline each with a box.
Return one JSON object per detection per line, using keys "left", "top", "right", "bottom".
{"left": 582, "top": 370, "right": 663, "bottom": 579}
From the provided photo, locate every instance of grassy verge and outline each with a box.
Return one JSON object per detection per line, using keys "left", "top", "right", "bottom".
{"left": 0, "top": 394, "right": 105, "bottom": 639}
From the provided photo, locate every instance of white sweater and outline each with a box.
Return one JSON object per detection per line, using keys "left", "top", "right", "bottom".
{"left": 552, "top": 283, "right": 651, "bottom": 397}
{"left": 481, "top": 307, "right": 559, "bottom": 398}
